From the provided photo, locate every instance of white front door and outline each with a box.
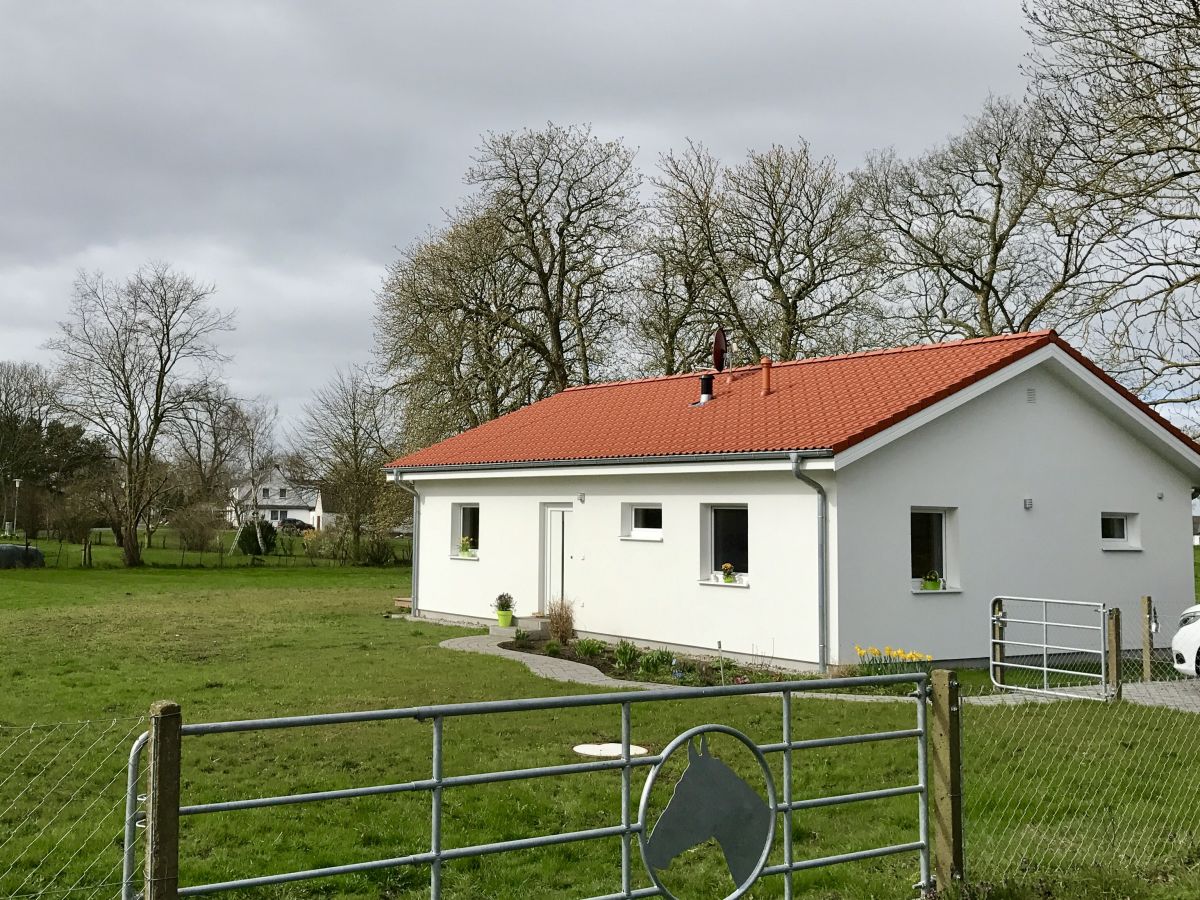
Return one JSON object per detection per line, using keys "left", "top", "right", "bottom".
{"left": 542, "top": 504, "right": 572, "bottom": 614}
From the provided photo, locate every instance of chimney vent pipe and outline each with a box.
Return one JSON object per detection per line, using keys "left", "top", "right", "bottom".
{"left": 698, "top": 373, "right": 714, "bottom": 404}
{"left": 760, "top": 357, "right": 773, "bottom": 396}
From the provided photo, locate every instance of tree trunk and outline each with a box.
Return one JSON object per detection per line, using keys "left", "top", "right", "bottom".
{"left": 122, "top": 516, "right": 143, "bottom": 567}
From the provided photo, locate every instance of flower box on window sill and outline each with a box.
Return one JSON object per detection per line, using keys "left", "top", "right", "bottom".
{"left": 452, "top": 551, "right": 479, "bottom": 561}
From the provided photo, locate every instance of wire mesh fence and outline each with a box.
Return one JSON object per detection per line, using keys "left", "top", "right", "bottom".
{"left": 960, "top": 668, "right": 1200, "bottom": 890}
{"left": 0, "top": 718, "right": 146, "bottom": 899}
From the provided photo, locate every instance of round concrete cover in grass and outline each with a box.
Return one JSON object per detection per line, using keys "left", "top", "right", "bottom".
{"left": 574, "top": 742, "right": 648, "bottom": 757}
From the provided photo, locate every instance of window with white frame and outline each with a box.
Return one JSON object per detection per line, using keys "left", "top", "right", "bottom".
{"left": 1101, "top": 512, "right": 1139, "bottom": 550}
{"left": 621, "top": 503, "right": 663, "bottom": 540}
{"left": 262, "top": 487, "right": 270, "bottom": 499}
{"left": 706, "top": 505, "right": 748, "bottom": 577}
{"left": 269, "top": 509, "right": 279, "bottom": 522}
{"left": 451, "top": 503, "right": 480, "bottom": 556}
{"left": 279, "top": 488, "right": 287, "bottom": 500}
{"left": 911, "top": 508, "right": 957, "bottom": 590}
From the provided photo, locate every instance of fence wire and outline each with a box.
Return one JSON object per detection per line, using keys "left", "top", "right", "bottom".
{"left": 961, "top": 660, "right": 1200, "bottom": 889}
{"left": 0, "top": 718, "right": 146, "bottom": 899}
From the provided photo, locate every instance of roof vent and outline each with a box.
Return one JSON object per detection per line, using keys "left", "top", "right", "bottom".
{"left": 1026, "top": 387, "right": 1037, "bottom": 404}
{"left": 698, "top": 373, "right": 714, "bottom": 405}
{"left": 760, "top": 357, "right": 773, "bottom": 397}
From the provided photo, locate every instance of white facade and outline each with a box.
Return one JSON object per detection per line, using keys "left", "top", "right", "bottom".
{"left": 394, "top": 348, "right": 1200, "bottom": 668}
{"left": 226, "top": 481, "right": 334, "bottom": 530}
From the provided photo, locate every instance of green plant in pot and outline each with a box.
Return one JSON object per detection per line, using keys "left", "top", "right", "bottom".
{"left": 721, "top": 562, "right": 736, "bottom": 584}
{"left": 459, "top": 534, "right": 474, "bottom": 557}
{"left": 921, "top": 570, "right": 942, "bottom": 591}
{"left": 493, "top": 592, "right": 514, "bottom": 626}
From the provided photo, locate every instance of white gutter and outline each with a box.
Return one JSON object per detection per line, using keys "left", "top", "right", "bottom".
{"left": 790, "top": 451, "right": 828, "bottom": 674}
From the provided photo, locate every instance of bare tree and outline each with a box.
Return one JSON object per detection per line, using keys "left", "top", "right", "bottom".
{"left": 377, "top": 211, "right": 544, "bottom": 449}
{"left": 1027, "top": 0, "right": 1200, "bottom": 413}
{"left": 228, "top": 397, "right": 277, "bottom": 539}
{"left": 467, "top": 123, "right": 641, "bottom": 389}
{"left": 47, "top": 263, "right": 232, "bottom": 566}
{"left": 856, "top": 96, "right": 1127, "bottom": 343}
{"left": 171, "top": 381, "right": 243, "bottom": 505}
{"left": 290, "top": 368, "right": 399, "bottom": 561}
{"left": 652, "top": 140, "right": 882, "bottom": 365}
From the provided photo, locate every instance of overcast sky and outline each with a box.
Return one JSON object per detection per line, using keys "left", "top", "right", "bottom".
{"left": 0, "top": 1, "right": 1030, "bottom": 425}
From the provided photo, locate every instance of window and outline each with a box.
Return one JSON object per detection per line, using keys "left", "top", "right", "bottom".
{"left": 269, "top": 509, "right": 279, "bottom": 522}
{"left": 911, "top": 508, "right": 958, "bottom": 590}
{"left": 451, "top": 503, "right": 480, "bottom": 555}
{"left": 621, "top": 503, "right": 663, "bottom": 540}
{"left": 710, "top": 505, "right": 748, "bottom": 574}
{"left": 910, "top": 511, "right": 944, "bottom": 580}
{"left": 262, "top": 487, "right": 270, "bottom": 499}
{"left": 279, "top": 488, "right": 287, "bottom": 500}
{"left": 1101, "top": 512, "right": 1139, "bottom": 550}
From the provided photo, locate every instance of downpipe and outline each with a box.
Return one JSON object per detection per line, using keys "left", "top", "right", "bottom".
{"left": 392, "top": 477, "right": 420, "bottom": 616}
{"left": 790, "top": 452, "right": 828, "bottom": 674}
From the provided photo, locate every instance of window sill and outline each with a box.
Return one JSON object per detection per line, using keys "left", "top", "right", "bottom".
{"left": 450, "top": 554, "right": 479, "bottom": 562}
{"left": 1101, "top": 545, "right": 1142, "bottom": 552}
{"left": 619, "top": 535, "right": 663, "bottom": 543}
{"left": 698, "top": 580, "right": 750, "bottom": 589}
{"left": 911, "top": 588, "right": 963, "bottom": 595}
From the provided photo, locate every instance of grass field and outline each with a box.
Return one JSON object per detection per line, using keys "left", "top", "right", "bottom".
{"left": 1, "top": 565, "right": 1199, "bottom": 898}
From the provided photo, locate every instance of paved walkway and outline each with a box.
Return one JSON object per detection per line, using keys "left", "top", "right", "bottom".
{"left": 438, "top": 634, "right": 1200, "bottom": 711}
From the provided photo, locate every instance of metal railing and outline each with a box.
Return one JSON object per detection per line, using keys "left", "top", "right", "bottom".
{"left": 990, "top": 596, "right": 1110, "bottom": 700}
{"left": 123, "top": 674, "right": 931, "bottom": 899}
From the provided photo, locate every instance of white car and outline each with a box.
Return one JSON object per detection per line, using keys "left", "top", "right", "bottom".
{"left": 1172, "top": 605, "right": 1200, "bottom": 676}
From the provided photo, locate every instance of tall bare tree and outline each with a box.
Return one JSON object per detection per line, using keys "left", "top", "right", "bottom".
{"left": 290, "top": 368, "right": 398, "bottom": 561}
{"left": 1028, "top": 0, "right": 1200, "bottom": 413}
{"left": 377, "top": 211, "right": 544, "bottom": 449}
{"left": 856, "top": 96, "right": 1126, "bottom": 342}
{"left": 47, "top": 263, "right": 232, "bottom": 566}
{"left": 171, "top": 381, "right": 243, "bottom": 506}
{"left": 467, "top": 123, "right": 641, "bottom": 389}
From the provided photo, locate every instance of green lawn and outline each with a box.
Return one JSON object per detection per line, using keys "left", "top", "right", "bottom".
{"left": 1, "top": 565, "right": 1199, "bottom": 898}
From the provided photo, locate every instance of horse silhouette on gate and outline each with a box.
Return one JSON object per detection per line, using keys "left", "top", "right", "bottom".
{"left": 642, "top": 734, "right": 773, "bottom": 888}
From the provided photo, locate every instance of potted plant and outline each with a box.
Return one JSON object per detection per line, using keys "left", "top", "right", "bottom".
{"left": 921, "top": 570, "right": 942, "bottom": 591}
{"left": 721, "top": 562, "right": 736, "bottom": 584}
{"left": 494, "top": 592, "right": 514, "bottom": 626}
{"left": 459, "top": 534, "right": 475, "bottom": 558}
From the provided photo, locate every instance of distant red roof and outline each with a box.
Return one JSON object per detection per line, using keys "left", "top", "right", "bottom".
{"left": 386, "top": 331, "right": 1197, "bottom": 470}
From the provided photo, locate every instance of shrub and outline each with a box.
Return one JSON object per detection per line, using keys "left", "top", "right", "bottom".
{"left": 638, "top": 649, "right": 674, "bottom": 677}
{"left": 358, "top": 532, "right": 396, "bottom": 566}
{"left": 513, "top": 629, "right": 531, "bottom": 646}
{"left": 494, "top": 593, "right": 514, "bottom": 612}
{"left": 236, "top": 520, "right": 277, "bottom": 557}
{"left": 173, "top": 504, "right": 223, "bottom": 551}
{"left": 547, "top": 598, "right": 575, "bottom": 643}
{"left": 574, "top": 638, "right": 605, "bottom": 660}
{"left": 614, "top": 640, "right": 640, "bottom": 672}
{"left": 544, "top": 640, "right": 561, "bottom": 657}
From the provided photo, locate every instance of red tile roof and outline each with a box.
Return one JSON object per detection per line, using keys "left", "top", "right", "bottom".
{"left": 386, "top": 331, "right": 1198, "bottom": 469}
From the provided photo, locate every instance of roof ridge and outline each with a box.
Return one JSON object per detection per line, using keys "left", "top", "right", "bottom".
{"left": 560, "top": 330, "right": 1056, "bottom": 393}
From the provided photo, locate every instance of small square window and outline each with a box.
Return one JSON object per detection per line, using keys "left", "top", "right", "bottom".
{"left": 279, "top": 488, "right": 287, "bottom": 500}
{"left": 1100, "top": 512, "right": 1139, "bottom": 550}
{"left": 269, "top": 510, "right": 279, "bottom": 521}
{"left": 1101, "top": 515, "right": 1126, "bottom": 541}
{"left": 452, "top": 503, "right": 480, "bottom": 555}
{"left": 622, "top": 503, "right": 663, "bottom": 540}
{"left": 262, "top": 487, "right": 270, "bottom": 499}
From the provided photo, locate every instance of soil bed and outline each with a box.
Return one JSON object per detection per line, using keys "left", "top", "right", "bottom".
{"left": 498, "top": 636, "right": 930, "bottom": 694}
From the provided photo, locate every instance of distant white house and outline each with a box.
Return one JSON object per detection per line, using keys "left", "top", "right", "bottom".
{"left": 227, "top": 480, "right": 337, "bottom": 531}
{"left": 385, "top": 331, "right": 1200, "bottom": 670}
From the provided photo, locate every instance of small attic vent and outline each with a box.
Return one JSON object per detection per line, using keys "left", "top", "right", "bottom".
{"left": 1026, "top": 387, "right": 1037, "bottom": 404}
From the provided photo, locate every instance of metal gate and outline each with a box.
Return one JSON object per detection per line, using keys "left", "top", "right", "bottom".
{"left": 990, "top": 596, "right": 1112, "bottom": 700}
{"left": 123, "top": 674, "right": 931, "bottom": 899}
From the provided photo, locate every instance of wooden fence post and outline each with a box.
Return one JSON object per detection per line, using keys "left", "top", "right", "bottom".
{"left": 144, "top": 700, "right": 181, "bottom": 900}
{"left": 1106, "top": 609, "right": 1122, "bottom": 701}
{"left": 990, "top": 598, "right": 1005, "bottom": 686}
{"left": 1141, "top": 595, "right": 1153, "bottom": 682}
{"left": 931, "top": 669, "right": 964, "bottom": 890}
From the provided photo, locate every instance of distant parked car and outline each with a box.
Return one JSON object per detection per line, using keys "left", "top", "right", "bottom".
{"left": 1171, "top": 605, "right": 1200, "bottom": 676}
{"left": 278, "top": 518, "right": 314, "bottom": 532}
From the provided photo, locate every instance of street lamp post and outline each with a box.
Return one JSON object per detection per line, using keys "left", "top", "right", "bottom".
{"left": 12, "top": 478, "right": 21, "bottom": 540}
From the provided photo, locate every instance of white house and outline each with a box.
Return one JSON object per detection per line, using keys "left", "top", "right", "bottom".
{"left": 384, "top": 331, "right": 1200, "bottom": 670}
{"left": 227, "top": 480, "right": 337, "bottom": 530}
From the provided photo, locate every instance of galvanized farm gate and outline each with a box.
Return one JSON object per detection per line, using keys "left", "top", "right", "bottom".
{"left": 989, "top": 596, "right": 1119, "bottom": 700}
{"left": 123, "top": 674, "right": 933, "bottom": 899}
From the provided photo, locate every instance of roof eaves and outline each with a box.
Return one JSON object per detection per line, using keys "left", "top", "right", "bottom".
{"left": 384, "top": 448, "right": 834, "bottom": 474}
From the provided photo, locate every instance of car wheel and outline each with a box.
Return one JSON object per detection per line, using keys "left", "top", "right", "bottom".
{"left": 1195, "top": 646, "right": 1200, "bottom": 678}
